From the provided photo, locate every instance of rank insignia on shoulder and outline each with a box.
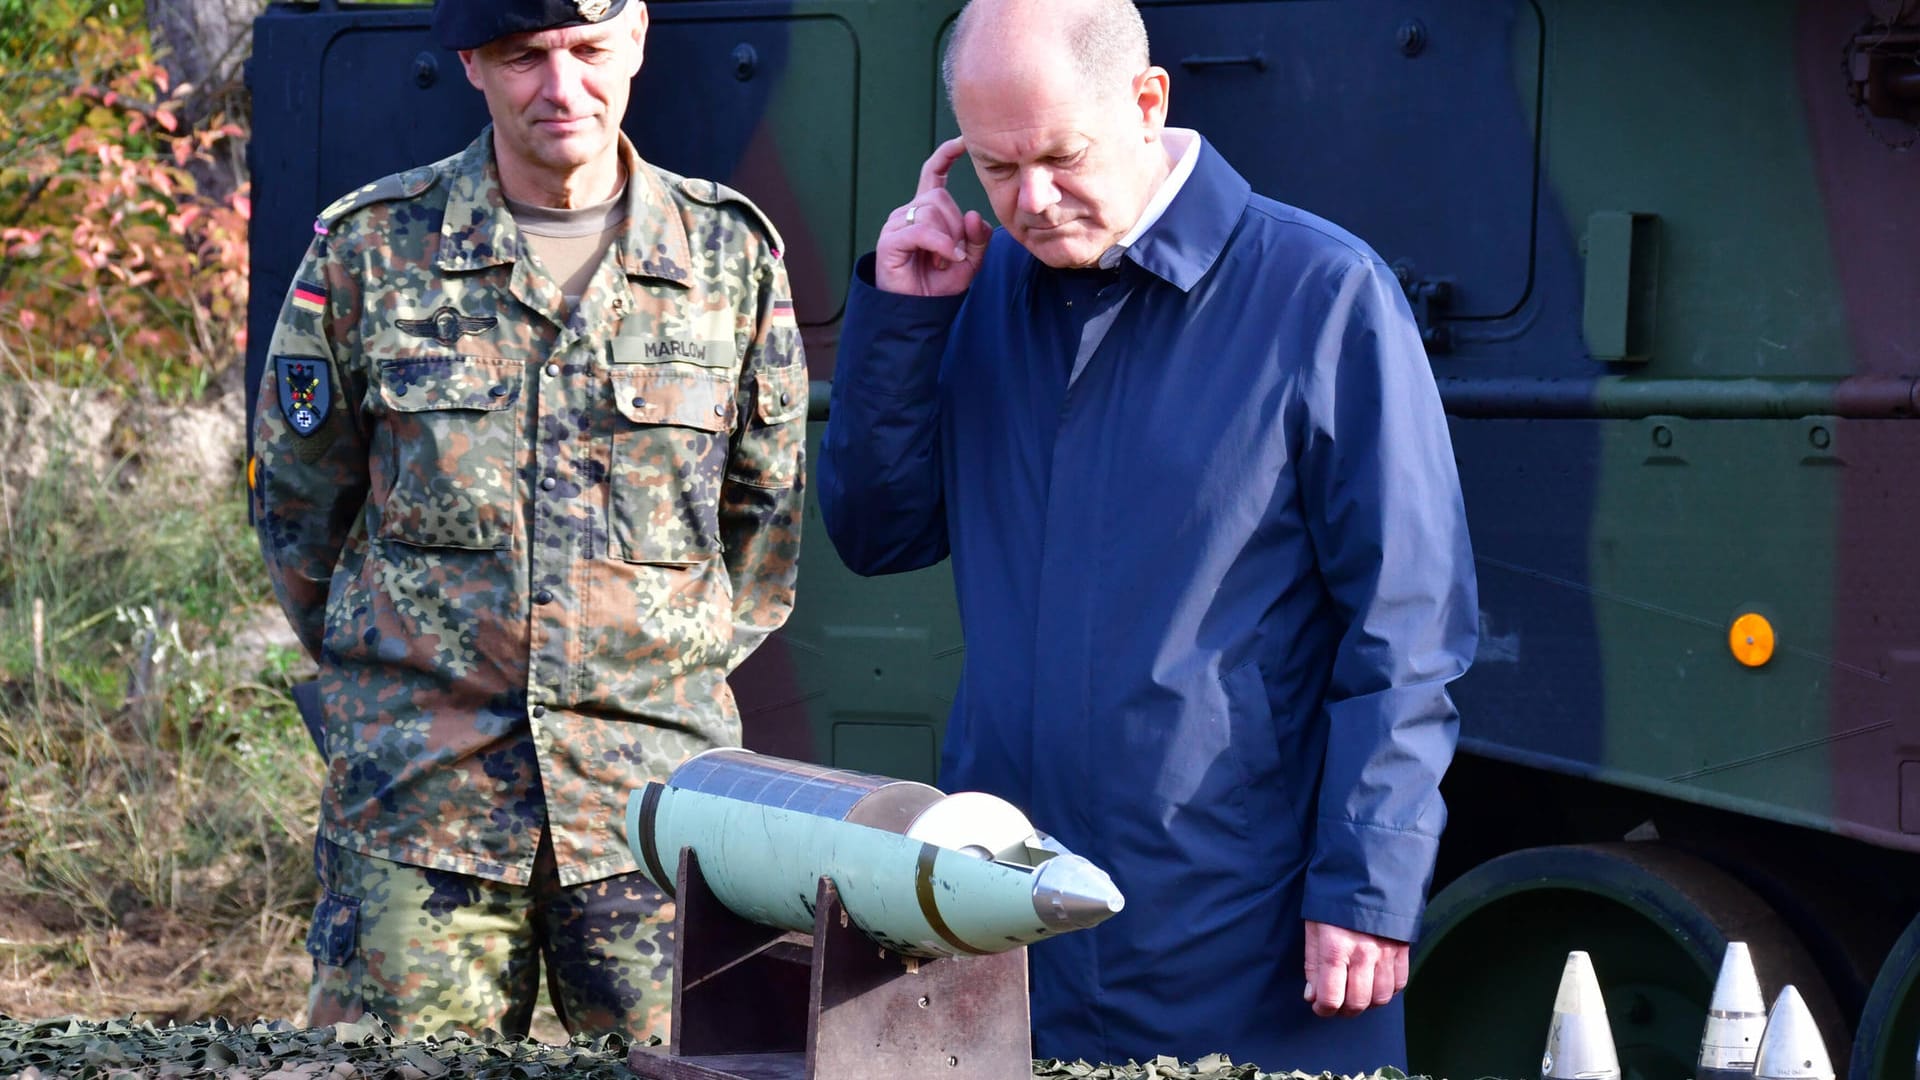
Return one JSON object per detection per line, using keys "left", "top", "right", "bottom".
{"left": 676, "top": 176, "right": 786, "bottom": 258}
{"left": 314, "top": 166, "right": 439, "bottom": 235}
{"left": 276, "top": 355, "right": 331, "bottom": 437}
{"left": 396, "top": 305, "right": 498, "bottom": 345}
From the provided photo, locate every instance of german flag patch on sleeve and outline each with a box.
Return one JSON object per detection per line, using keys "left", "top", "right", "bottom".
{"left": 291, "top": 281, "right": 328, "bottom": 316}
{"left": 770, "top": 297, "right": 796, "bottom": 330}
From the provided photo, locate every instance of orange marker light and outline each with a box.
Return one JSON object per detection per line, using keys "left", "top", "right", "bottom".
{"left": 1729, "top": 613, "right": 1775, "bottom": 668}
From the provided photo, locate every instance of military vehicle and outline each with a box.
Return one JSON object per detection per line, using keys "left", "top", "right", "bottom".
{"left": 244, "top": 2, "right": 1920, "bottom": 1078}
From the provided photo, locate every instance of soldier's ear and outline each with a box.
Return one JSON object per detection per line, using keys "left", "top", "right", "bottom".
{"left": 627, "top": 2, "right": 649, "bottom": 72}
{"left": 458, "top": 48, "right": 486, "bottom": 91}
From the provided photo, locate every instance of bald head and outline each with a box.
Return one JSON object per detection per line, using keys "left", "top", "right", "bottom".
{"left": 938, "top": 0, "right": 1171, "bottom": 269}
{"left": 942, "top": 0, "right": 1150, "bottom": 105}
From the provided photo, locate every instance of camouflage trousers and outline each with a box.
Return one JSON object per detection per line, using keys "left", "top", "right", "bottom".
{"left": 304, "top": 835, "right": 675, "bottom": 1042}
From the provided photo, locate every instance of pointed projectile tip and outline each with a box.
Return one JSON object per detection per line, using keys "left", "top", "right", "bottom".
{"left": 1710, "top": 943, "right": 1767, "bottom": 1016}
{"left": 1700, "top": 941, "right": 1767, "bottom": 1076}
{"left": 1554, "top": 951, "right": 1609, "bottom": 1016}
{"left": 1030, "top": 855, "right": 1125, "bottom": 931}
{"left": 1754, "top": 986, "right": 1834, "bottom": 1080}
{"left": 1543, "top": 951, "right": 1621, "bottom": 1080}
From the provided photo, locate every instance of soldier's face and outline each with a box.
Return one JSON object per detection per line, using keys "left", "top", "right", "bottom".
{"left": 953, "top": 59, "right": 1170, "bottom": 269}
{"left": 460, "top": 6, "right": 648, "bottom": 186}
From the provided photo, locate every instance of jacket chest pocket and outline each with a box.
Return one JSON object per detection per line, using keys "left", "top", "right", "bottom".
{"left": 376, "top": 357, "right": 523, "bottom": 551}
{"left": 608, "top": 364, "right": 736, "bottom": 565}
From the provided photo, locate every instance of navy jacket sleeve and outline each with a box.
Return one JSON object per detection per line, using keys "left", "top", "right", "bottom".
{"left": 817, "top": 256, "right": 966, "bottom": 576}
{"left": 1295, "top": 257, "right": 1479, "bottom": 943}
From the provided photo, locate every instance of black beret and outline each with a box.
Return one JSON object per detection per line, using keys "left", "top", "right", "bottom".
{"left": 435, "top": 0, "right": 632, "bottom": 50}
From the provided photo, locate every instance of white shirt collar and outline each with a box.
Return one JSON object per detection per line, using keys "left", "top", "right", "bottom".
{"left": 1099, "top": 128, "right": 1201, "bottom": 269}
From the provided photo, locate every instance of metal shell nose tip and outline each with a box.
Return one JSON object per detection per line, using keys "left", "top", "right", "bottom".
{"left": 1699, "top": 941, "right": 1767, "bottom": 1079}
{"left": 1753, "top": 986, "right": 1834, "bottom": 1080}
{"left": 1031, "top": 855, "right": 1125, "bottom": 931}
{"left": 1542, "top": 951, "right": 1621, "bottom": 1080}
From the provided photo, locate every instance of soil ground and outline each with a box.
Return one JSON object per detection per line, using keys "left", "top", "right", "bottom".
{"left": 0, "top": 898, "right": 570, "bottom": 1043}
{"left": 0, "top": 894, "right": 310, "bottom": 1024}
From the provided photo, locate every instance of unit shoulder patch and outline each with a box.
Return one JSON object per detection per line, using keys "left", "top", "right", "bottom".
{"left": 675, "top": 176, "right": 786, "bottom": 259}
{"left": 276, "top": 355, "right": 332, "bottom": 437}
{"left": 314, "top": 165, "right": 440, "bottom": 233}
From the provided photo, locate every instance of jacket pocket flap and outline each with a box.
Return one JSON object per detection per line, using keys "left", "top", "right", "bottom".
{"left": 755, "top": 364, "right": 808, "bottom": 425}
{"left": 611, "top": 366, "right": 734, "bottom": 432}
{"left": 377, "top": 357, "right": 523, "bottom": 412}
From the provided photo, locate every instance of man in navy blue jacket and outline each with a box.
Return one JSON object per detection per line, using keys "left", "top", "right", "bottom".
{"left": 817, "top": 0, "right": 1478, "bottom": 1069}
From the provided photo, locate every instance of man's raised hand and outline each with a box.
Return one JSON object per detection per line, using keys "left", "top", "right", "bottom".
{"left": 876, "top": 138, "right": 993, "bottom": 296}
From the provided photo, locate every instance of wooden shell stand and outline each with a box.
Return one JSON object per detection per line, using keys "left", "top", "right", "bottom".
{"left": 627, "top": 849, "right": 1032, "bottom": 1080}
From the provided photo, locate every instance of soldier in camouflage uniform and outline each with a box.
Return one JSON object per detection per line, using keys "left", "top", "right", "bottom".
{"left": 251, "top": 0, "right": 806, "bottom": 1042}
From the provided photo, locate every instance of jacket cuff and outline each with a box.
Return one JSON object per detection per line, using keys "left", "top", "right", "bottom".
{"left": 839, "top": 254, "right": 966, "bottom": 395}
{"left": 1302, "top": 817, "right": 1441, "bottom": 943}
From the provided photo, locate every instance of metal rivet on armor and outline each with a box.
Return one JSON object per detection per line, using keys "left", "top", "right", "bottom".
{"left": 534, "top": 589, "right": 554, "bottom": 605}
{"left": 732, "top": 43, "right": 758, "bottom": 81}
{"left": 1397, "top": 19, "right": 1428, "bottom": 57}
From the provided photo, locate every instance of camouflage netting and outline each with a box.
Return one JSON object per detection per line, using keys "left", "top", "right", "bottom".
{"left": 0, "top": 1015, "right": 1426, "bottom": 1080}
{"left": 0, "top": 1016, "right": 644, "bottom": 1079}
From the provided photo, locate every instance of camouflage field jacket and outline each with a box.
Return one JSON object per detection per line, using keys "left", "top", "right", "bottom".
{"left": 253, "top": 129, "right": 806, "bottom": 886}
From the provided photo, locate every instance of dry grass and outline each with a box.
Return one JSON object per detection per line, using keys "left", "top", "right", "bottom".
{"left": 0, "top": 375, "right": 573, "bottom": 1042}
{"left": 0, "top": 379, "right": 323, "bottom": 1026}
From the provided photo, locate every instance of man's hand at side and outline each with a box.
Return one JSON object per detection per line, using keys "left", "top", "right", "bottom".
{"left": 1302, "top": 920, "right": 1411, "bottom": 1017}
{"left": 876, "top": 137, "right": 993, "bottom": 296}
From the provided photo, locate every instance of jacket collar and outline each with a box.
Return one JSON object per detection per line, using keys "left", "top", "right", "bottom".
{"left": 437, "top": 127, "right": 692, "bottom": 286}
{"left": 1117, "top": 136, "right": 1250, "bottom": 293}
